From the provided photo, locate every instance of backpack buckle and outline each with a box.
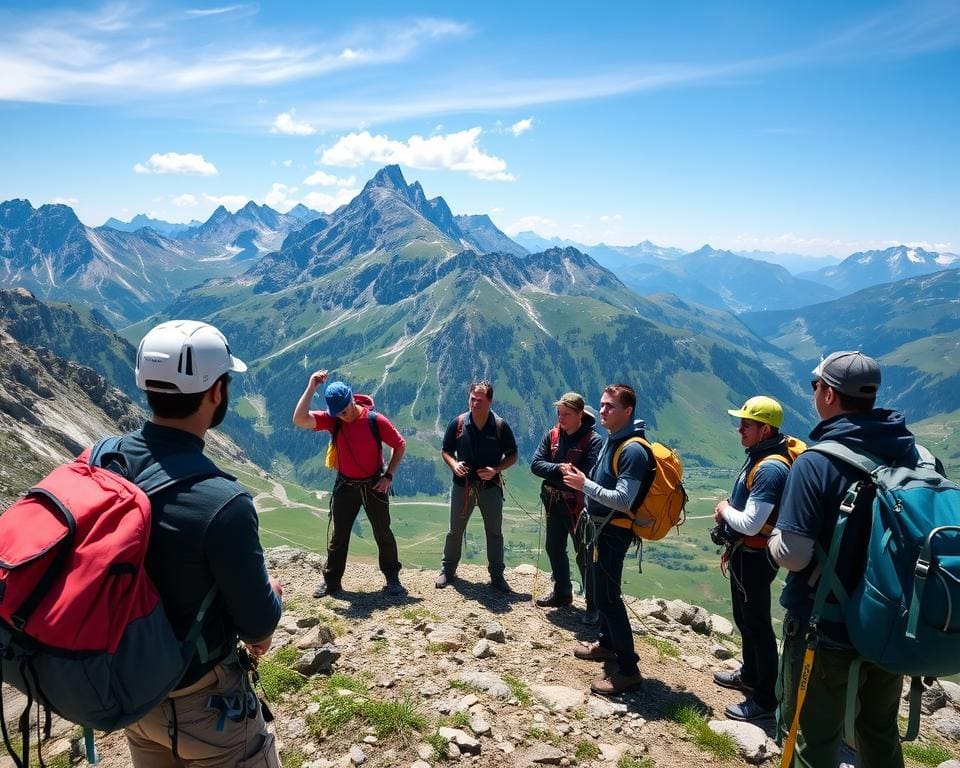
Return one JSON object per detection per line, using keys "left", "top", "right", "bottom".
{"left": 915, "top": 559, "right": 930, "bottom": 579}
{"left": 839, "top": 482, "right": 861, "bottom": 515}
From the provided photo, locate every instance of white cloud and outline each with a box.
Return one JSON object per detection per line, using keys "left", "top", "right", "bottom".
{"left": 321, "top": 128, "right": 514, "bottom": 181}
{"left": 282, "top": 159, "right": 293, "bottom": 167}
{"left": 504, "top": 215, "right": 557, "bottom": 236}
{"left": 51, "top": 196, "right": 79, "bottom": 206}
{"left": 270, "top": 109, "right": 316, "bottom": 136}
{"left": 599, "top": 213, "right": 623, "bottom": 222}
{"left": 0, "top": 9, "right": 469, "bottom": 102}
{"left": 171, "top": 193, "right": 198, "bottom": 207}
{"left": 134, "top": 152, "right": 218, "bottom": 176}
{"left": 257, "top": 182, "right": 358, "bottom": 213}
{"left": 303, "top": 170, "right": 355, "bottom": 187}
{"left": 724, "top": 231, "right": 959, "bottom": 257}
{"left": 303, "top": 188, "right": 358, "bottom": 212}
{"left": 203, "top": 193, "right": 249, "bottom": 211}
{"left": 510, "top": 117, "right": 534, "bottom": 136}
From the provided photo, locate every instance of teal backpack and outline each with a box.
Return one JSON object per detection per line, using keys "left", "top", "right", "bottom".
{"left": 808, "top": 441, "right": 960, "bottom": 741}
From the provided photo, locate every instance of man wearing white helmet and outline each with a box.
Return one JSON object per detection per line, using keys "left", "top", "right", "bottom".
{"left": 123, "top": 320, "right": 283, "bottom": 767}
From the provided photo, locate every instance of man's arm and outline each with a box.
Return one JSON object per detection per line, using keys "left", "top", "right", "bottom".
{"left": 292, "top": 370, "right": 327, "bottom": 429}
{"left": 530, "top": 431, "right": 559, "bottom": 480}
{"left": 768, "top": 528, "right": 815, "bottom": 571}
{"left": 441, "top": 420, "right": 469, "bottom": 477}
{"left": 563, "top": 442, "right": 646, "bottom": 514}
{"left": 720, "top": 461, "right": 789, "bottom": 535}
{"left": 373, "top": 416, "right": 406, "bottom": 493}
{"left": 205, "top": 494, "right": 283, "bottom": 652}
{"left": 478, "top": 421, "right": 518, "bottom": 481}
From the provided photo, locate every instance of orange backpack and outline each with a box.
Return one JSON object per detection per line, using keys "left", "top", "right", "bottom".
{"left": 611, "top": 437, "right": 687, "bottom": 541}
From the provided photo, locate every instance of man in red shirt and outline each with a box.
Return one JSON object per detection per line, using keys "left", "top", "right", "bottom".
{"left": 293, "top": 370, "right": 406, "bottom": 598}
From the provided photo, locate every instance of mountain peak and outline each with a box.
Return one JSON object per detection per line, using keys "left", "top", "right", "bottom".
{"left": 369, "top": 164, "right": 408, "bottom": 191}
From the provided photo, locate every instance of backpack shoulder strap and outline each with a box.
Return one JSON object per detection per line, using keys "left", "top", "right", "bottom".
{"left": 548, "top": 426, "right": 560, "bottom": 460}
{"left": 612, "top": 436, "right": 649, "bottom": 475}
{"left": 456, "top": 413, "right": 466, "bottom": 440}
{"left": 745, "top": 453, "right": 792, "bottom": 490}
{"left": 807, "top": 440, "right": 883, "bottom": 475}
{"left": 495, "top": 416, "right": 503, "bottom": 440}
{"left": 915, "top": 443, "right": 937, "bottom": 470}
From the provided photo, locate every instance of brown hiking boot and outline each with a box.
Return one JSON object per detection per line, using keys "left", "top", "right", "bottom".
{"left": 590, "top": 671, "right": 644, "bottom": 696}
{"left": 573, "top": 641, "right": 617, "bottom": 662}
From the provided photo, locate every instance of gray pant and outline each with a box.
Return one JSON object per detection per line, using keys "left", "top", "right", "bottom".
{"left": 441, "top": 482, "right": 505, "bottom": 576}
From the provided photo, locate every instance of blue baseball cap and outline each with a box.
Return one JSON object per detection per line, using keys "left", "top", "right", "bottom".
{"left": 324, "top": 381, "right": 353, "bottom": 417}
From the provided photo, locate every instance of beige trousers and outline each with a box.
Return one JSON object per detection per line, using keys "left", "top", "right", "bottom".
{"left": 124, "top": 663, "right": 280, "bottom": 768}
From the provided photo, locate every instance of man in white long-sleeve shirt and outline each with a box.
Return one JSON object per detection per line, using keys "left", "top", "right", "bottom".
{"left": 711, "top": 396, "right": 791, "bottom": 722}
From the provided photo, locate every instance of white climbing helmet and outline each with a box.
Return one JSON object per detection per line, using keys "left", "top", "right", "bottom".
{"left": 135, "top": 320, "right": 247, "bottom": 394}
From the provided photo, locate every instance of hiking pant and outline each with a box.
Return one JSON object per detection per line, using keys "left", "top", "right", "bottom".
{"left": 594, "top": 523, "right": 640, "bottom": 676}
{"left": 441, "top": 482, "right": 505, "bottom": 577}
{"left": 125, "top": 663, "right": 279, "bottom": 768}
{"left": 543, "top": 489, "right": 590, "bottom": 602}
{"left": 323, "top": 477, "right": 401, "bottom": 587}
{"left": 729, "top": 544, "right": 779, "bottom": 710}
{"left": 777, "top": 614, "right": 904, "bottom": 768}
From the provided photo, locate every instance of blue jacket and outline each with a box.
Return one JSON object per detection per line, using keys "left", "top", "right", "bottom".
{"left": 776, "top": 409, "right": 915, "bottom": 635}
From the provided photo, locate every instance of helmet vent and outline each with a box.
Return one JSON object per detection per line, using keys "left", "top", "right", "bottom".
{"left": 184, "top": 347, "right": 194, "bottom": 376}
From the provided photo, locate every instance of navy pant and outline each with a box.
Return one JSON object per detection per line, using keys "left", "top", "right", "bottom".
{"left": 593, "top": 523, "right": 640, "bottom": 676}
{"left": 323, "top": 479, "right": 401, "bottom": 587}
{"left": 729, "top": 544, "right": 779, "bottom": 709}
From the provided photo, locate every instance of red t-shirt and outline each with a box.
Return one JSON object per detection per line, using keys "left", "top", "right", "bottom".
{"left": 311, "top": 403, "right": 404, "bottom": 480}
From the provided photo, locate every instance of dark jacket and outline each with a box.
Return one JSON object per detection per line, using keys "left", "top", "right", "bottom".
{"left": 530, "top": 411, "right": 602, "bottom": 489}
{"left": 776, "top": 409, "right": 916, "bottom": 637}
{"left": 441, "top": 410, "right": 518, "bottom": 486}
{"left": 585, "top": 423, "right": 650, "bottom": 522}
{"left": 118, "top": 422, "right": 282, "bottom": 687}
{"left": 720, "top": 434, "right": 791, "bottom": 541}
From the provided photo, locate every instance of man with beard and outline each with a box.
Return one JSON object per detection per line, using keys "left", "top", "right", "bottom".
{"left": 123, "top": 320, "right": 284, "bottom": 767}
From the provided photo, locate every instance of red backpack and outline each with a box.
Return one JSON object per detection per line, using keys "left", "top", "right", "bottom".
{"left": 0, "top": 436, "right": 223, "bottom": 765}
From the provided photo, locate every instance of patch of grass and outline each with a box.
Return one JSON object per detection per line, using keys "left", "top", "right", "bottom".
{"left": 449, "top": 711, "right": 471, "bottom": 729}
{"left": 448, "top": 679, "right": 471, "bottom": 691}
{"left": 617, "top": 756, "right": 655, "bottom": 768}
{"left": 665, "top": 703, "right": 737, "bottom": 760}
{"left": 503, "top": 673, "right": 532, "bottom": 706}
{"left": 575, "top": 740, "right": 601, "bottom": 760}
{"left": 269, "top": 645, "right": 301, "bottom": 666}
{"left": 525, "top": 727, "right": 560, "bottom": 745}
{"left": 401, "top": 606, "right": 439, "bottom": 621}
{"left": 323, "top": 672, "right": 368, "bottom": 693}
{"left": 643, "top": 635, "right": 680, "bottom": 658}
{"left": 256, "top": 657, "right": 307, "bottom": 701}
{"left": 370, "top": 638, "right": 388, "bottom": 653}
{"left": 363, "top": 698, "right": 427, "bottom": 738}
{"left": 426, "top": 642, "right": 452, "bottom": 653}
{"left": 279, "top": 749, "right": 307, "bottom": 768}
{"left": 902, "top": 740, "right": 954, "bottom": 765}
{"left": 426, "top": 732, "right": 449, "bottom": 761}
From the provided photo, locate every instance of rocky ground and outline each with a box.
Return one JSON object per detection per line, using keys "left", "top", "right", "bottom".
{"left": 4, "top": 550, "right": 960, "bottom": 767}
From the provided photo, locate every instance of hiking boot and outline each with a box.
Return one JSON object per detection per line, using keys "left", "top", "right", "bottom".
{"left": 384, "top": 577, "right": 407, "bottom": 597}
{"left": 591, "top": 671, "right": 643, "bottom": 696}
{"left": 724, "top": 698, "right": 775, "bottom": 722}
{"left": 435, "top": 570, "right": 455, "bottom": 589}
{"left": 713, "top": 669, "right": 754, "bottom": 694}
{"left": 535, "top": 591, "right": 573, "bottom": 608}
{"left": 573, "top": 641, "right": 617, "bottom": 662}
{"left": 490, "top": 575, "right": 513, "bottom": 594}
{"left": 581, "top": 608, "right": 600, "bottom": 625}
{"left": 313, "top": 581, "right": 341, "bottom": 598}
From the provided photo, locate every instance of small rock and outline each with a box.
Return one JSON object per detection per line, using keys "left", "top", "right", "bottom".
{"left": 297, "top": 625, "right": 336, "bottom": 649}
{"left": 349, "top": 745, "right": 367, "bottom": 765}
{"left": 438, "top": 727, "right": 481, "bottom": 754}
{"left": 368, "top": 627, "right": 387, "bottom": 641}
{"left": 533, "top": 713, "right": 545, "bottom": 723}
{"left": 681, "top": 655, "right": 707, "bottom": 671}
{"left": 932, "top": 708, "right": 960, "bottom": 740}
{"left": 514, "top": 564, "right": 541, "bottom": 576}
{"left": 936, "top": 761, "right": 960, "bottom": 768}
{"left": 362, "top": 736, "right": 377, "bottom": 745}
{"left": 711, "top": 644, "right": 734, "bottom": 660}
{"left": 483, "top": 622, "right": 506, "bottom": 643}
{"left": 448, "top": 743, "right": 461, "bottom": 759}
{"left": 710, "top": 614, "right": 735, "bottom": 635}
{"left": 636, "top": 598, "right": 667, "bottom": 620}
{"left": 473, "top": 639, "right": 496, "bottom": 659}
{"left": 587, "top": 697, "right": 628, "bottom": 718}
{"left": 598, "top": 743, "right": 630, "bottom": 761}
{"left": 453, "top": 671, "right": 511, "bottom": 699}
{"left": 556, "top": 724, "right": 571, "bottom": 735}
{"left": 420, "top": 682, "right": 443, "bottom": 697}
{"left": 532, "top": 685, "right": 585, "bottom": 712}
{"left": 923, "top": 683, "right": 949, "bottom": 714}
{"left": 412, "top": 762, "right": 432, "bottom": 768}
{"left": 296, "top": 616, "right": 321, "bottom": 628}
{"left": 417, "top": 744, "right": 434, "bottom": 760}
{"left": 940, "top": 680, "right": 960, "bottom": 708}
{"left": 527, "top": 742, "right": 565, "bottom": 764}
{"left": 293, "top": 644, "right": 342, "bottom": 676}
{"left": 469, "top": 716, "right": 491, "bottom": 736}
{"left": 458, "top": 694, "right": 479, "bottom": 710}
{"left": 426, "top": 625, "right": 467, "bottom": 651}
{"left": 708, "top": 721, "right": 780, "bottom": 764}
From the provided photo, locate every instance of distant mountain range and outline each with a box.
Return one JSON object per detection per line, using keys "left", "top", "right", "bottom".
{"left": 103, "top": 213, "right": 204, "bottom": 236}
{"left": 734, "top": 250, "right": 842, "bottom": 274}
{"left": 741, "top": 269, "right": 960, "bottom": 423}
{"left": 799, "top": 245, "right": 959, "bottom": 293}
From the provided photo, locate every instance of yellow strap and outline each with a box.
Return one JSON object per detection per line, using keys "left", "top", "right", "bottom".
{"left": 781, "top": 645, "right": 816, "bottom": 768}
{"left": 746, "top": 453, "right": 791, "bottom": 489}
{"left": 611, "top": 436, "right": 649, "bottom": 477}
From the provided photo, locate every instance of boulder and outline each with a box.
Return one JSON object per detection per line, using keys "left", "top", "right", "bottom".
{"left": 707, "top": 720, "right": 780, "bottom": 764}
{"left": 531, "top": 685, "right": 585, "bottom": 712}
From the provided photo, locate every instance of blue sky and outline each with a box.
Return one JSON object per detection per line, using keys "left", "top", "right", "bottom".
{"left": 1, "top": 1, "right": 958, "bottom": 257}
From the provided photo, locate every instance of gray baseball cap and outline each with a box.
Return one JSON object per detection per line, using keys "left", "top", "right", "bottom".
{"left": 812, "top": 351, "right": 881, "bottom": 397}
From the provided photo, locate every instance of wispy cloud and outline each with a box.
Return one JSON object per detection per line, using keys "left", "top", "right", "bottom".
{"left": 0, "top": 5, "right": 469, "bottom": 102}
{"left": 171, "top": 193, "right": 198, "bottom": 207}
{"left": 203, "top": 192, "right": 249, "bottom": 210}
{"left": 510, "top": 117, "right": 534, "bottom": 137}
{"left": 303, "top": 170, "right": 356, "bottom": 187}
{"left": 134, "top": 152, "right": 218, "bottom": 175}
{"left": 270, "top": 109, "right": 316, "bottom": 136}
{"left": 185, "top": 4, "right": 256, "bottom": 18}
{"left": 320, "top": 128, "right": 514, "bottom": 181}
{"left": 262, "top": 181, "right": 358, "bottom": 213}
{"left": 505, "top": 215, "right": 557, "bottom": 236}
